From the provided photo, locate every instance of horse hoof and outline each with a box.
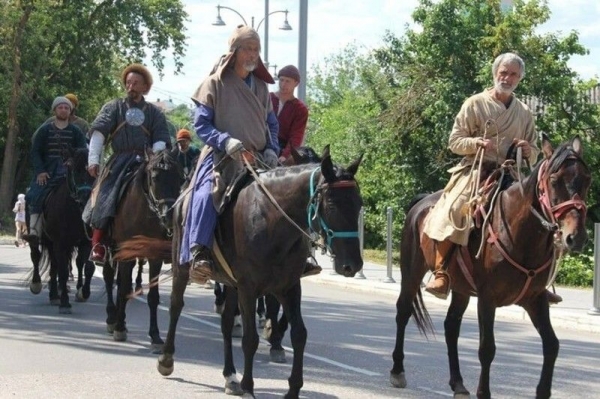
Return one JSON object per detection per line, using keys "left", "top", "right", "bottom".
{"left": 390, "top": 371, "right": 407, "bottom": 388}
{"left": 270, "top": 348, "right": 286, "bottom": 363}
{"left": 157, "top": 355, "right": 174, "bottom": 376}
{"left": 224, "top": 378, "right": 244, "bottom": 396}
{"left": 75, "top": 289, "right": 87, "bottom": 302}
{"left": 30, "top": 282, "right": 42, "bottom": 295}
{"left": 113, "top": 329, "right": 127, "bottom": 342}
{"left": 59, "top": 305, "right": 72, "bottom": 314}
{"left": 50, "top": 298, "right": 60, "bottom": 306}
{"left": 106, "top": 323, "right": 116, "bottom": 334}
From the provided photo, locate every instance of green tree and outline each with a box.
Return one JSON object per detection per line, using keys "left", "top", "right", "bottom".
{"left": 0, "top": 0, "right": 188, "bottom": 213}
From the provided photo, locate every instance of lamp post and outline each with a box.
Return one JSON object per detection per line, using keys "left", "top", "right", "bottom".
{"left": 212, "top": 3, "right": 292, "bottom": 66}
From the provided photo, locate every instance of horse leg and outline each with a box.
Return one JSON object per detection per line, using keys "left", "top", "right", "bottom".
{"left": 221, "top": 285, "right": 243, "bottom": 395}
{"left": 523, "top": 294, "right": 558, "bottom": 399}
{"left": 29, "top": 242, "right": 43, "bottom": 294}
{"left": 147, "top": 259, "right": 164, "bottom": 352}
{"left": 476, "top": 298, "right": 497, "bottom": 399}
{"left": 214, "top": 282, "right": 225, "bottom": 314}
{"left": 264, "top": 293, "right": 286, "bottom": 363}
{"left": 75, "top": 241, "right": 95, "bottom": 302}
{"left": 257, "top": 296, "right": 266, "bottom": 327}
{"left": 48, "top": 245, "right": 60, "bottom": 305}
{"left": 113, "top": 260, "right": 134, "bottom": 342}
{"left": 445, "top": 292, "right": 470, "bottom": 398}
{"left": 158, "top": 264, "right": 189, "bottom": 377}
{"left": 237, "top": 289, "right": 260, "bottom": 398}
{"left": 135, "top": 258, "right": 144, "bottom": 295}
{"left": 56, "top": 245, "right": 72, "bottom": 314}
{"left": 103, "top": 261, "right": 117, "bottom": 333}
{"left": 278, "top": 282, "right": 306, "bottom": 399}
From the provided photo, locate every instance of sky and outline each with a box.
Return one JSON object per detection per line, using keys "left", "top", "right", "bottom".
{"left": 145, "top": 0, "right": 600, "bottom": 105}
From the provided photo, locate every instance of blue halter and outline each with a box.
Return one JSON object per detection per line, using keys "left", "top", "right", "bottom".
{"left": 307, "top": 167, "right": 359, "bottom": 252}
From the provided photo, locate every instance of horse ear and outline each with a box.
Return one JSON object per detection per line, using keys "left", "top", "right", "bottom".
{"left": 321, "top": 144, "right": 331, "bottom": 159}
{"left": 320, "top": 152, "right": 336, "bottom": 182}
{"left": 346, "top": 153, "right": 363, "bottom": 176}
{"left": 571, "top": 135, "right": 583, "bottom": 156}
{"left": 541, "top": 133, "right": 553, "bottom": 159}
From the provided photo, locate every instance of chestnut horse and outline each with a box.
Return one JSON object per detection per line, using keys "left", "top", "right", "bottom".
{"left": 102, "top": 149, "right": 183, "bottom": 351}
{"left": 117, "top": 146, "right": 364, "bottom": 398}
{"left": 390, "top": 135, "right": 590, "bottom": 399}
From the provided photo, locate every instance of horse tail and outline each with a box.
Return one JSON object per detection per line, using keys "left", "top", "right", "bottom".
{"left": 412, "top": 289, "right": 435, "bottom": 337}
{"left": 114, "top": 236, "right": 172, "bottom": 261}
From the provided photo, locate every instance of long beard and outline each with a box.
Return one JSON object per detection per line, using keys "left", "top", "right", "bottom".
{"left": 244, "top": 62, "right": 257, "bottom": 72}
{"left": 494, "top": 80, "right": 515, "bottom": 95}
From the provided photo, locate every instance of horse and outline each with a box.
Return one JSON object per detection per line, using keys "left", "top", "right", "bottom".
{"left": 390, "top": 134, "right": 591, "bottom": 399}
{"left": 28, "top": 147, "right": 96, "bottom": 314}
{"left": 101, "top": 149, "right": 183, "bottom": 351}
{"left": 116, "top": 145, "right": 364, "bottom": 398}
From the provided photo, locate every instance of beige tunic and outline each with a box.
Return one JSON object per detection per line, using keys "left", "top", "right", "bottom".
{"left": 422, "top": 88, "right": 539, "bottom": 246}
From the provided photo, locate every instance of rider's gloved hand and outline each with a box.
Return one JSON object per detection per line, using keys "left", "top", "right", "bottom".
{"left": 262, "top": 148, "right": 279, "bottom": 168}
{"left": 225, "top": 138, "right": 244, "bottom": 160}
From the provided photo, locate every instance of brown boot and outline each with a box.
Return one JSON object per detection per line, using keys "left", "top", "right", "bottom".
{"left": 190, "top": 246, "right": 213, "bottom": 284}
{"left": 425, "top": 240, "right": 454, "bottom": 300}
{"left": 546, "top": 289, "right": 563, "bottom": 305}
{"left": 301, "top": 257, "right": 322, "bottom": 278}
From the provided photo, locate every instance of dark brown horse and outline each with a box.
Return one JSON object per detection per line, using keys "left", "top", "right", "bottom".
{"left": 390, "top": 135, "right": 591, "bottom": 399}
{"left": 28, "top": 147, "right": 96, "bottom": 314}
{"left": 102, "top": 149, "right": 182, "bottom": 351}
{"left": 117, "top": 146, "right": 363, "bottom": 398}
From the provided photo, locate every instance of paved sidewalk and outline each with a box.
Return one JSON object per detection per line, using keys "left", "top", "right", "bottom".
{"left": 310, "top": 252, "right": 600, "bottom": 334}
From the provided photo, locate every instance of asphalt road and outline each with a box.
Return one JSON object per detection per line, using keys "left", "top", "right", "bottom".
{"left": 0, "top": 244, "right": 599, "bottom": 398}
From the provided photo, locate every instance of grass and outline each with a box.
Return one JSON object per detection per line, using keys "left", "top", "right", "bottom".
{"left": 363, "top": 248, "right": 400, "bottom": 267}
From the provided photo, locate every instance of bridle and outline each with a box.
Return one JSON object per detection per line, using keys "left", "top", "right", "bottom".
{"left": 144, "top": 154, "right": 180, "bottom": 236}
{"left": 307, "top": 167, "right": 360, "bottom": 254}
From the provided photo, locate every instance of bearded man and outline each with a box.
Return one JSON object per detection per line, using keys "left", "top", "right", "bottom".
{"left": 23, "top": 96, "right": 87, "bottom": 244}
{"left": 422, "top": 52, "right": 561, "bottom": 304}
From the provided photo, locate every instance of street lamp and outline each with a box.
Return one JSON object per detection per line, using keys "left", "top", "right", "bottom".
{"left": 212, "top": 4, "right": 293, "bottom": 65}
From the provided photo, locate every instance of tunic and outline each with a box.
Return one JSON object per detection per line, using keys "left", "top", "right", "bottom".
{"left": 83, "top": 97, "right": 170, "bottom": 230}
{"left": 270, "top": 93, "right": 309, "bottom": 159}
{"left": 26, "top": 122, "right": 87, "bottom": 213}
{"left": 423, "top": 89, "right": 539, "bottom": 246}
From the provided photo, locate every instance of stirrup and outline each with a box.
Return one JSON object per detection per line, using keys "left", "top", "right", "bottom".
{"left": 90, "top": 243, "right": 107, "bottom": 264}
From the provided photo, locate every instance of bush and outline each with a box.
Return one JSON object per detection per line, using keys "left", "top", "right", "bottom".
{"left": 555, "top": 246, "right": 595, "bottom": 287}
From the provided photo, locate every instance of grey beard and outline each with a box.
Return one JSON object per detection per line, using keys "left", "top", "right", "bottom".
{"left": 494, "top": 81, "right": 514, "bottom": 95}
{"left": 244, "top": 63, "right": 257, "bottom": 72}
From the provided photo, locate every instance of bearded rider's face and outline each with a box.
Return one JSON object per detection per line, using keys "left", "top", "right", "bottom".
{"left": 493, "top": 63, "right": 522, "bottom": 95}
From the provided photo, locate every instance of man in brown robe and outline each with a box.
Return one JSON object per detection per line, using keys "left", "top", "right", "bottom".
{"left": 422, "top": 52, "right": 562, "bottom": 304}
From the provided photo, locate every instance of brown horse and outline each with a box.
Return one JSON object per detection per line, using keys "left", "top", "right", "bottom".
{"left": 102, "top": 149, "right": 183, "bottom": 351}
{"left": 27, "top": 147, "right": 96, "bottom": 314}
{"left": 116, "top": 145, "right": 364, "bottom": 398}
{"left": 390, "top": 134, "right": 591, "bottom": 399}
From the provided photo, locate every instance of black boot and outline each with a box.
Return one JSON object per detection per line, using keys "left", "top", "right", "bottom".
{"left": 301, "top": 257, "right": 322, "bottom": 278}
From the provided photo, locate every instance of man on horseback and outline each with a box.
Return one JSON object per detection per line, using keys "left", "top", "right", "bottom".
{"left": 172, "top": 128, "right": 200, "bottom": 183}
{"left": 23, "top": 96, "right": 87, "bottom": 246}
{"left": 422, "top": 52, "right": 562, "bottom": 303}
{"left": 84, "top": 63, "right": 170, "bottom": 264}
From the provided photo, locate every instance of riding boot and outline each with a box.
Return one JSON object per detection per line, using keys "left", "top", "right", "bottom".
{"left": 425, "top": 239, "right": 454, "bottom": 300}
{"left": 546, "top": 289, "right": 563, "bottom": 305}
{"left": 89, "top": 228, "right": 107, "bottom": 264}
{"left": 21, "top": 213, "right": 41, "bottom": 246}
{"left": 190, "top": 245, "right": 213, "bottom": 284}
{"left": 301, "top": 256, "right": 322, "bottom": 278}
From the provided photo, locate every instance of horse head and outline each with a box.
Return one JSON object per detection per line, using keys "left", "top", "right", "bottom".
{"left": 65, "top": 147, "right": 95, "bottom": 207}
{"left": 144, "top": 149, "right": 184, "bottom": 232}
{"left": 536, "top": 134, "right": 591, "bottom": 252}
{"left": 310, "top": 145, "right": 364, "bottom": 277}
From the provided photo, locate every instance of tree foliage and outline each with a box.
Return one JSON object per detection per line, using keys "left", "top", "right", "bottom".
{"left": 0, "top": 0, "right": 188, "bottom": 212}
{"left": 307, "top": 0, "right": 600, "bottom": 253}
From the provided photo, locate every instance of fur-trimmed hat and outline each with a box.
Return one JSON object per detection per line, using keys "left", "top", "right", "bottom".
{"left": 278, "top": 65, "right": 301, "bottom": 82}
{"left": 64, "top": 93, "right": 79, "bottom": 108}
{"left": 52, "top": 96, "right": 73, "bottom": 111}
{"left": 176, "top": 129, "right": 192, "bottom": 142}
{"left": 121, "top": 63, "right": 153, "bottom": 94}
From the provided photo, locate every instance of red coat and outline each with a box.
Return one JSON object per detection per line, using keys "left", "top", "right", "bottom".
{"left": 270, "top": 93, "right": 309, "bottom": 158}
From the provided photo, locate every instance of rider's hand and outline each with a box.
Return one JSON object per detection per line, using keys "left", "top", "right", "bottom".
{"left": 477, "top": 139, "right": 494, "bottom": 152}
{"left": 513, "top": 139, "right": 532, "bottom": 159}
{"left": 262, "top": 148, "right": 279, "bottom": 168}
{"left": 225, "top": 138, "right": 244, "bottom": 160}
{"left": 87, "top": 164, "right": 99, "bottom": 178}
{"left": 36, "top": 172, "right": 50, "bottom": 185}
